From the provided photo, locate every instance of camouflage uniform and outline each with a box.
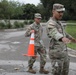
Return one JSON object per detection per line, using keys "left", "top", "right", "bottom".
{"left": 46, "top": 3, "right": 74, "bottom": 75}
{"left": 25, "top": 13, "right": 49, "bottom": 74}
{"left": 46, "top": 17, "right": 71, "bottom": 75}
{"left": 25, "top": 22, "right": 47, "bottom": 68}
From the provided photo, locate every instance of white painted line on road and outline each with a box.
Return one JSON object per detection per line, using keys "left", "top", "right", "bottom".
{"left": 11, "top": 41, "right": 20, "bottom": 44}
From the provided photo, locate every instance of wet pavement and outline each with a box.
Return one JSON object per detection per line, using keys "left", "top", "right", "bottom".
{"left": 0, "top": 28, "right": 76, "bottom": 75}
{"left": 0, "top": 60, "right": 76, "bottom": 75}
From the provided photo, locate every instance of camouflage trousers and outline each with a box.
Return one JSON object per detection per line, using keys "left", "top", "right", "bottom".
{"left": 28, "top": 46, "right": 47, "bottom": 68}
{"left": 49, "top": 49, "right": 70, "bottom": 75}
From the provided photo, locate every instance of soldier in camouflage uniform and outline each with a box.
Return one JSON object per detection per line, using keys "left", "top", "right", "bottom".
{"left": 46, "top": 3, "right": 76, "bottom": 75}
{"left": 25, "top": 13, "right": 49, "bottom": 74}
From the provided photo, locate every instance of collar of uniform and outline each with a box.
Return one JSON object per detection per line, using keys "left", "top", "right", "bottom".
{"left": 34, "top": 22, "right": 40, "bottom": 26}
{"left": 52, "top": 17, "right": 59, "bottom": 22}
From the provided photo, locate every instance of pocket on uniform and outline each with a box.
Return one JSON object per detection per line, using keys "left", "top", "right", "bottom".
{"left": 49, "top": 50, "right": 65, "bottom": 59}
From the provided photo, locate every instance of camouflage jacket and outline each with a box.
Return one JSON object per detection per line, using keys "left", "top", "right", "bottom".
{"left": 46, "top": 17, "right": 73, "bottom": 50}
{"left": 25, "top": 22, "right": 43, "bottom": 46}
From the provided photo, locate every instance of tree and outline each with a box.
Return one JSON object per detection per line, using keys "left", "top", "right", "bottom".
{"left": 0, "top": 0, "right": 23, "bottom": 19}
{"left": 37, "top": 3, "right": 46, "bottom": 20}
{"left": 10, "top": 1, "right": 23, "bottom": 19}
{"left": 0, "top": 0, "right": 16, "bottom": 19}
{"left": 40, "top": 0, "right": 76, "bottom": 20}
{"left": 0, "top": 0, "right": 23, "bottom": 28}
{"left": 40, "top": 0, "right": 55, "bottom": 20}
{"left": 22, "top": 4, "right": 38, "bottom": 19}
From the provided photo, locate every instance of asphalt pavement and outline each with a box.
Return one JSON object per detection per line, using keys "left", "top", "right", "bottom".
{"left": 0, "top": 28, "right": 76, "bottom": 75}
{"left": 0, "top": 60, "right": 76, "bottom": 75}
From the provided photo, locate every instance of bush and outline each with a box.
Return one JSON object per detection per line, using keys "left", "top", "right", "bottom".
{"left": 19, "top": 22, "right": 24, "bottom": 28}
{"left": 14, "top": 21, "right": 24, "bottom": 28}
{"left": 14, "top": 21, "right": 20, "bottom": 28}
{"left": 29, "top": 20, "right": 34, "bottom": 24}
{"left": 41, "top": 20, "right": 47, "bottom": 22}
{"left": 6, "top": 22, "right": 12, "bottom": 29}
{"left": 0, "top": 22, "right": 6, "bottom": 29}
{"left": 24, "top": 20, "right": 28, "bottom": 25}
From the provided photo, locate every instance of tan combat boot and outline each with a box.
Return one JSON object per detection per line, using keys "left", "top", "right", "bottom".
{"left": 27, "top": 67, "right": 36, "bottom": 74}
{"left": 39, "top": 67, "right": 49, "bottom": 74}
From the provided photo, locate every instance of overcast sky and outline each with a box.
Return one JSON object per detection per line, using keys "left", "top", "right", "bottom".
{"left": 10, "top": 0, "right": 40, "bottom": 5}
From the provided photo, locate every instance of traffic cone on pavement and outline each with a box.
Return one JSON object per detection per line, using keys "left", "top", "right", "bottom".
{"left": 23, "top": 30, "right": 36, "bottom": 57}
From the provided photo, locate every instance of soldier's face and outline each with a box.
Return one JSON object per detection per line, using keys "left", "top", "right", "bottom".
{"left": 34, "top": 18, "right": 41, "bottom": 24}
{"left": 53, "top": 10, "right": 64, "bottom": 20}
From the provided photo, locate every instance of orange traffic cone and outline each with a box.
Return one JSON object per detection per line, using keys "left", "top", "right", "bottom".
{"left": 23, "top": 30, "right": 36, "bottom": 57}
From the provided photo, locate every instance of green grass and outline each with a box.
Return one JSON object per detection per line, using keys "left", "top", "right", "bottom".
{"left": 65, "top": 24, "right": 76, "bottom": 50}
{"left": 67, "top": 20, "right": 76, "bottom": 23}
{"left": 67, "top": 43, "right": 76, "bottom": 50}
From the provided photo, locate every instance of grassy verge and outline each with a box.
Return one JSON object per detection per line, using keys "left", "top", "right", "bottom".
{"left": 65, "top": 24, "right": 76, "bottom": 50}
{"left": 67, "top": 20, "right": 76, "bottom": 23}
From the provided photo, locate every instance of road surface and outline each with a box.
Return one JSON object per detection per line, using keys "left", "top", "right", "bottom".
{"left": 0, "top": 26, "right": 76, "bottom": 75}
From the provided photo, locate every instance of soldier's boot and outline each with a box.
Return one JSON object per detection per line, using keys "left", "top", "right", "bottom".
{"left": 27, "top": 67, "right": 36, "bottom": 74}
{"left": 39, "top": 67, "right": 49, "bottom": 74}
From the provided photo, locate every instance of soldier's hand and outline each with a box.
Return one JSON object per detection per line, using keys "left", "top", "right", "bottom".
{"left": 70, "top": 38, "right": 76, "bottom": 43}
{"left": 62, "top": 37, "right": 71, "bottom": 44}
{"left": 31, "top": 30, "right": 35, "bottom": 33}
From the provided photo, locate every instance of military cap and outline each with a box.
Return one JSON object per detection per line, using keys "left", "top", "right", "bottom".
{"left": 34, "top": 13, "right": 42, "bottom": 19}
{"left": 53, "top": 3, "right": 65, "bottom": 11}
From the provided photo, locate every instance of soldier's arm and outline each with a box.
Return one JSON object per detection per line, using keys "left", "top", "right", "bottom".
{"left": 40, "top": 24, "right": 43, "bottom": 37}
{"left": 47, "top": 23, "right": 71, "bottom": 44}
{"left": 47, "top": 23, "right": 63, "bottom": 41}
{"left": 25, "top": 25, "right": 32, "bottom": 37}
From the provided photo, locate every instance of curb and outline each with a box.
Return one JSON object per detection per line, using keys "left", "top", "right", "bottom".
{"left": 68, "top": 48, "right": 76, "bottom": 57}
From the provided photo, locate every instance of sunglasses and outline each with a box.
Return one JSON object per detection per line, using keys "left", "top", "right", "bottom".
{"left": 57, "top": 11, "right": 64, "bottom": 13}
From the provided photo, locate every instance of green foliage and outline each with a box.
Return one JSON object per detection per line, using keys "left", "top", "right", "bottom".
{"left": 0, "top": 22, "right": 6, "bottom": 29}
{"left": 0, "top": 0, "right": 23, "bottom": 19}
{"left": 0, "top": 20, "right": 12, "bottom": 29}
{"left": 24, "top": 20, "right": 34, "bottom": 25}
{"left": 41, "top": 20, "right": 47, "bottom": 22}
{"left": 22, "top": 4, "right": 38, "bottom": 19}
{"left": 5, "top": 22, "right": 12, "bottom": 29}
{"left": 19, "top": 22, "right": 24, "bottom": 28}
{"left": 14, "top": 21, "right": 20, "bottom": 28}
{"left": 11, "top": 1, "right": 23, "bottom": 19}
{"left": 29, "top": 20, "right": 34, "bottom": 24}
{"left": 67, "top": 43, "right": 76, "bottom": 50}
{"left": 1, "top": 0, "right": 76, "bottom": 20}
{"left": 0, "top": 0, "right": 15, "bottom": 19}
{"left": 40, "top": 0, "right": 76, "bottom": 20}
{"left": 66, "top": 24, "right": 76, "bottom": 38}
{"left": 14, "top": 21, "right": 24, "bottom": 28}
{"left": 37, "top": 3, "right": 48, "bottom": 20}
{"left": 24, "top": 20, "right": 28, "bottom": 25}
{"left": 67, "top": 21, "right": 76, "bottom": 23}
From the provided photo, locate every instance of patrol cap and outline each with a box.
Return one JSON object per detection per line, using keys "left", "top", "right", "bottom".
{"left": 34, "top": 13, "right": 42, "bottom": 19}
{"left": 53, "top": 3, "right": 65, "bottom": 12}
